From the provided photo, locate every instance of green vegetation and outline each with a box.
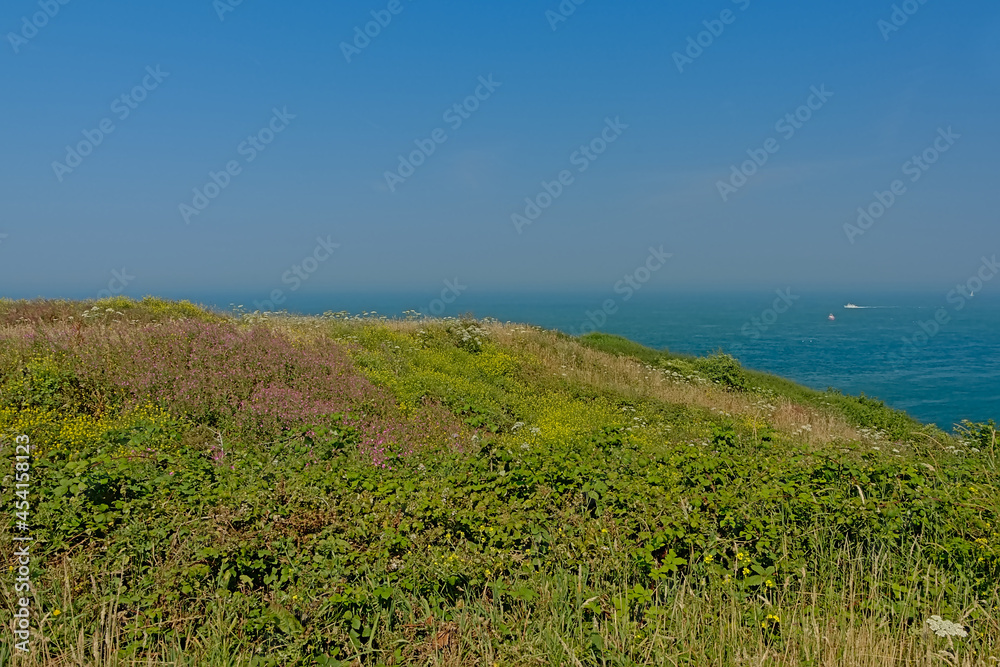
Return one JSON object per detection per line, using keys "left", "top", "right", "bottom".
{"left": 579, "top": 332, "right": 928, "bottom": 441}
{"left": 0, "top": 299, "right": 997, "bottom": 665}
{"left": 0, "top": 296, "right": 224, "bottom": 325}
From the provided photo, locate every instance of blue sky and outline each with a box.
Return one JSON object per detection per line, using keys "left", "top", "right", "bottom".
{"left": 1, "top": 0, "right": 998, "bottom": 304}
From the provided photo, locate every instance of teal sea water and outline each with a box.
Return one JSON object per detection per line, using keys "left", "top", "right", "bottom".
{"left": 194, "top": 291, "right": 999, "bottom": 431}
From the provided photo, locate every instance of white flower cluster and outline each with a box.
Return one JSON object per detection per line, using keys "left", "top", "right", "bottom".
{"left": 750, "top": 398, "right": 777, "bottom": 413}
{"left": 650, "top": 365, "right": 708, "bottom": 385}
{"left": 857, "top": 426, "right": 890, "bottom": 445}
{"left": 81, "top": 305, "right": 126, "bottom": 320}
{"left": 926, "top": 615, "right": 967, "bottom": 638}
{"left": 455, "top": 322, "right": 486, "bottom": 347}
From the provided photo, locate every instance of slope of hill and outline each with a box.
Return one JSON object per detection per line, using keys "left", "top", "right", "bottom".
{"left": 0, "top": 298, "right": 997, "bottom": 666}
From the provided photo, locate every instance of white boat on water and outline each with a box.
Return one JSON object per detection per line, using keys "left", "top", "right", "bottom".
{"left": 844, "top": 303, "right": 861, "bottom": 309}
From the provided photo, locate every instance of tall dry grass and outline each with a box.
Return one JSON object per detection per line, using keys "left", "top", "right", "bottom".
{"left": 482, "top": 322, "right": 863, "bottom": 446}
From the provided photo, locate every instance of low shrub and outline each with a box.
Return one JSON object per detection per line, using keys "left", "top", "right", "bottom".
{"left": 695, "top": 351, "right": 749, "bottom": 392}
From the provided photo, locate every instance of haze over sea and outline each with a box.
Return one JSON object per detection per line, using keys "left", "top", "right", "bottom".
{"left": 165, "top": 289, "right": 999, "bottom": 432}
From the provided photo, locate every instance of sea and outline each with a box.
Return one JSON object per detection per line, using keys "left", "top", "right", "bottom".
{"left": 190, "top": 290, "right": 1000, "bottom": 432}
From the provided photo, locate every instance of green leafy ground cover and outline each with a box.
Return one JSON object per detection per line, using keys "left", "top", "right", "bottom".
{"left": 0, "top": 298, "right": 997, "bottom": 665}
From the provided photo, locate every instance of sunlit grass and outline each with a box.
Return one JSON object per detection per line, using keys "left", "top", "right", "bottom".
{"left": 0, "top": 299, "right": 996, "bottom": 665}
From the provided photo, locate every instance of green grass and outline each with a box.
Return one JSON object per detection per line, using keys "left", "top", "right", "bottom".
{"left": 0, "top": 300, "right": 996, "bottom": 666}
{"left": 0, "top": 295, "right": 224, "bottom": 325}
{"left": 579, "top": 331, "right": 935, "bottom": 442}
{"left": 577, "top": 332, "right": 694, "bottom": 366}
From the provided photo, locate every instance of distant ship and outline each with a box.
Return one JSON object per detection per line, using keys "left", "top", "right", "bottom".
{"left": 844, "top": 303, "right": 861, "bottom": 309}
{"left": 828, "top": 313, "right": 836, "bottom": 321}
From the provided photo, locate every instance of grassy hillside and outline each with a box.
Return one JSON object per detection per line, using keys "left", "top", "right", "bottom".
{"left": 0, "top": 298, "right": 997, "bottom": 666}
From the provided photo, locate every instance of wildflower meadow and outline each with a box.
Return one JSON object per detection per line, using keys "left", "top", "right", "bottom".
{"left": 0, "top": 297, "right": 997, "bottom": 665}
